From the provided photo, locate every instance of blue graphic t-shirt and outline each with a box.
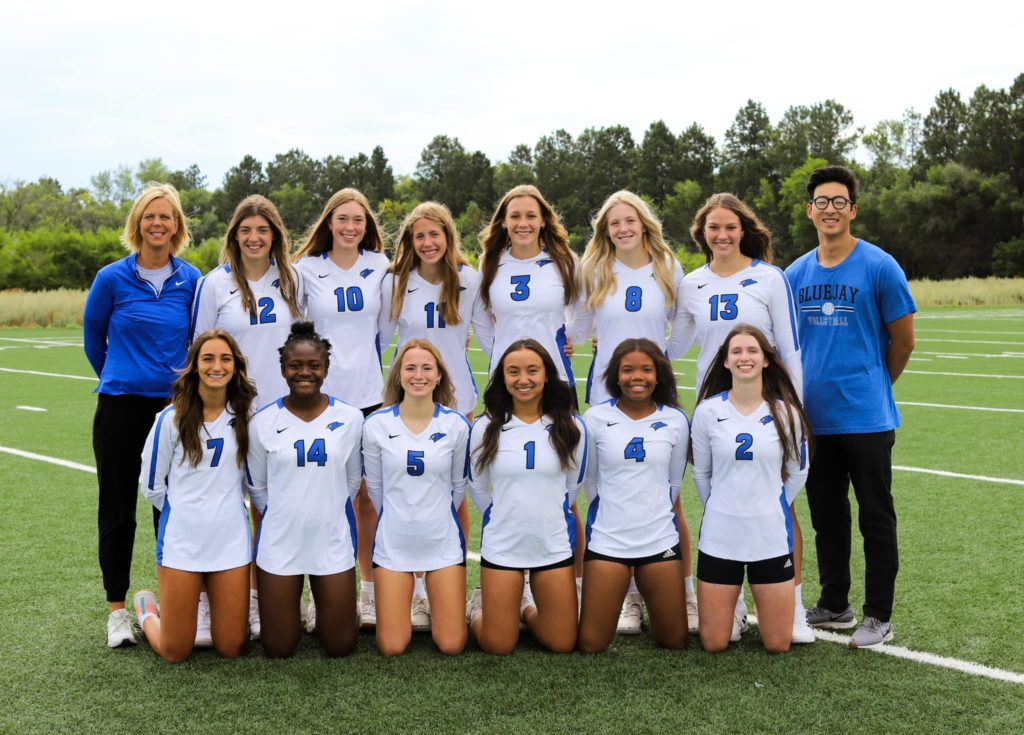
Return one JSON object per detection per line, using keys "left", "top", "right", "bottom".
{"left": 785, "top": 240, "right": 916, "bottom": 435}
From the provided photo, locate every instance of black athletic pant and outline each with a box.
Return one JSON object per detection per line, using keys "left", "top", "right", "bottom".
{"left": 805, "top": 430, "right": 898, "bottom": 623}
{"left": 93, "top": 393, "right": 167, "bottom": 603}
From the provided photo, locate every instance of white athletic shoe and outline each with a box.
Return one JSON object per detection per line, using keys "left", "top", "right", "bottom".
{"left": 730, "top": 597, "right": 749, "bottom": 643}
{"left": 106, "top": 608, "right": 136, "bottom": 648}
{"left": 466, "top": 588, "right": 483, "bottom": 624}
{"left": 303, "top": 599, "right": 316, "bottom": 634}
{"left": 411, "top": 595, "right": 431, "bottom": 632}
{"left": 791, "top": 603, "right": 816, "bottom": 644}
{"left": 248, "top": 593, "right": 261, "bottom": 641}
{"left": 616, "top": 592, "right": 643, "bottom": 635}
{"left": 686, "top": 592, "right": 699, "bottom": 634}
{"left": 359, "top": 595, "right": 376, "bottom": 629}
{"left": 195, "top": 598, "right": 213, "bottom": 648}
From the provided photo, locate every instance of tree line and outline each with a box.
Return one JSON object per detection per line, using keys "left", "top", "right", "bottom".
{"left": 1, "top": 75, "right": 1022, "bottom": 290}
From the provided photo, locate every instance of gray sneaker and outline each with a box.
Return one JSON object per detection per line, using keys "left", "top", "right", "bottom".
{"left": 848, "top": 616, "right": 893, "bottom": 649}
{"left": 806, "top": 604, "right": 857, "bottom": 629}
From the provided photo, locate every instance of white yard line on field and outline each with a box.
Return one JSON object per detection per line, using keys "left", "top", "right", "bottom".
{"left": 912, "top": 350, "right": 1024, "bottom": 359}
{"left": 0, "top": 367, "right": 95, "bottom": 381}
{"left": 916, "top": 329, "right": 1024, "bottom": 336}
{"left": 746, "top": 615, "right": 1024, "bottom": 685}
{"left": 16, "top": 406, "right": 47, "bottom": 412}
{"left": 0, "top": 446, "right": 96, "bottom": 473}
{"left": 897, "top": 401, "right": 1024, "bottom": 414}
{"left": 0, "top": 337, "right": 83, "bottom": 347}
{"left": 903, "top": 369, "right": 1024, "bottom": 379}
{"left": 894, "top": 465, "right": 1024, "bottom": 487}
{"left": 915, "top": 338, "right": 1024, "bottom": 346}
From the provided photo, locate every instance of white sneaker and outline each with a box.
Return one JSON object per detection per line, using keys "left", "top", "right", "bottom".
{"left": 195, "top": 598, "right": 213, "bottom": 648}
{"left": 106, "top": 608, "right": 136, "bottom": 648}
{"left": 248, "top": 593, "right": 260, "bottom": 641}
{"left": 686, "top": 592, "right": 699, "bottom": 634}
{"left": 411, "top": 595, "right": 431, "bottom": 632}
{"left": 730, "top": 597, "right": 749, "bottom": 643}
{"left": 359, "top": 595, "right": 376, "bottom": 629}
{"left": 616, "top": 592, "right": 643, "bottom": 635}
{"left": 791, "top": 603, "right": 816, "bottom": 644}
{"left": 466, "top": 588, "right": 483, "bottom": 624}
{"left": 303, "top": 598, "right": 316, "bottom": 634}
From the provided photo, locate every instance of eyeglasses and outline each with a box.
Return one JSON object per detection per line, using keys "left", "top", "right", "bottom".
{"left": 810, "top": 196, "right": 851, "bottom": 210}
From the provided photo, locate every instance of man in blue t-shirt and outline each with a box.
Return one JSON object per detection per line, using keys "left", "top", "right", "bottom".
{"left": 785, "top": 165, "right": 916, "bottom": 650}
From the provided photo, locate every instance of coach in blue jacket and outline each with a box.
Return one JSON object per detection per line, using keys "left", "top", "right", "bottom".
{"left": 84, "top": 183, "right": 201, "bottom": 648}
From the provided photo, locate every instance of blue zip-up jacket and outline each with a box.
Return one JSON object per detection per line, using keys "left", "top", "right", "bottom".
{"left": 83, "top": 254, "right": 202, "bottom": 397}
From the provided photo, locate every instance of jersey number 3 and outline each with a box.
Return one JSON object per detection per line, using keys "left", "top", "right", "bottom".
{"left": 510, "top": 275, "right": 531, "bottom": 302}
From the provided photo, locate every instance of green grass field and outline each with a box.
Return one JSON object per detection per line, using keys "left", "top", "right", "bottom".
{"left": 1, "top": 307, "right": 1023, "bottom": 733}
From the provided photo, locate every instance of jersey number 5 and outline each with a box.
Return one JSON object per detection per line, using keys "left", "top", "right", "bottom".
{"left": 407, "top": 450, "right": 425, "bottom": 476}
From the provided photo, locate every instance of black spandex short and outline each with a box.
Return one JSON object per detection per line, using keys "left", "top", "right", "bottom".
{"left": 480, "top": 555, "right": 574, "bottom": 574}
{"left": 697, "top": 550, "right": 795, "bottom": 586}
{"left": 584, "top": 543, "right": 683, "bottom": 569}
{"left": 371, "top": 561, "right": 467, "bottom": 570}
{"left": 361, "top": 403, "right": 383, "bottom": 418}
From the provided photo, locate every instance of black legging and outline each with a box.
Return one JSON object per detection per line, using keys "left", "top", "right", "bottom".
{"left": 93, "top": 393, "right": 166, "bottom": 603}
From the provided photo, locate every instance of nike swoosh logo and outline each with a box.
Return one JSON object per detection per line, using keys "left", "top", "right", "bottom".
{"left": 717, "top": 417, "right": 729, "bottom": 422}
{"left": 606, "top": 422, "right": 618, "bottom": 427}
{"left": 697, "top": 283, "right": 708, "bottom": 289}
{"left": 230, "top": 288, "right": 239, "bottom": 295}
{"left": 500, "top": 426, "right": 513, "bottom": 432}
{"left": 388, "top": 433, "right": 400, "bottom": 439}
{"left": 407, "top": 288, "right": 419, "bottom": 293}
{"left": 175, "top": 280, "right": 186, "bottom": 286}
{"left": 318, "top": 274, "right": 329, "bottom": 279}
{"left": 277, "top": 427, "right": 289, "bottom": 433}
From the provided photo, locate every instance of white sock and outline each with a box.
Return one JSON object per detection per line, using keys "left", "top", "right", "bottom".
{"left": 575, "top": 576, "right": 583, "bottom": 592}
{"left": 361, "top": 581, "right": 374, "bottom": 601}
{"left": 794, "top": 583, "right": 804, "bottom": 607}
{"left": 627, "top": 577, "right": 639, "bottom": 596}
{"left": 249, "top": 589, "right": 258, "bottom": 601}
{"left": 413, "top": 576, "right": 427, "bottom": 598}
{"left": 198, "top": 591, "right": 209, "bottom": 608}
{"left": 684, "top": 575, "right": 695, "bottom": 596}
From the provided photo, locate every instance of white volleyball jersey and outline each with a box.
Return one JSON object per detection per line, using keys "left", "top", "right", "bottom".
{"left": 690, "top": 392, "right": 808, "bottom": 562}
{"left": 362, "top": 403, "right": 471, "bottom": 572}
{"left": 296, "top": 250, "right": 389, "bottom": 409}
{"left": 245, "top": 397, "right": 364, "bottom": 576}
{"left": 673, "top": 260, "right": 803, "bottom": 395}
{"left": 140, "top": 407, "right": 252, "bottom": 573}
{"left": 190, "top": 263, "right": 304, "bottom": 410}
{"left": 468, "top": 413, "right": 587, "bottom": 568}
{"left": 486, "top": 250, "right": 575, "bottom": 385}
{"left": 572, "top": 259, "right": 685, "bottom": 405}
{"left": 582, "top": 401, "right": 689, "bottom": 558}
{"left": 378, "top": 265, "right": 494, "bottom": 415}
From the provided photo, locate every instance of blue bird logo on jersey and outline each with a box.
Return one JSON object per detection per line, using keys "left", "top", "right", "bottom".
{"left": 536, "top": 259, "right": 553, "bottom": 267}
{"left": 740, "top": 279, "right": 758, "bottom": 288}
{"left": 327, "top": 421, "right": 345, "bottom": 431}
{"left": 429, "top": 432, "right": 446, "bottom": 443}
{"left": 272, "top": 279, "right": 280, "bottom": 289}
{"left": 651, "top": 421, "right": 668, "bottom": 431}
{"left": 760, "top": 416, "right": 773, "bottom": 425}
{"left": 359, "top": 268, "right": 374, "bottom": 279}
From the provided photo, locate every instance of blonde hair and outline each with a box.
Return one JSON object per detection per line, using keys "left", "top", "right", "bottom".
{"left": 478, "top": 185, "right": 577, "bottom": 311}
{"left": 121, "top": 183, "right": 190, "bottom": 255}
{"left": 382, "top": 339, "right": 456, "bottom": 408}
{"left": 387, "top": 202, "right": 469, "bottom": 325}
{"left": 294, "top": 188, "right": 384, "bottom": 259}
{"left": 579, "top": 190, "right": 677, "bottom": 310}
{"left": 221, "top": 195, "right": 301, "bottom": 319}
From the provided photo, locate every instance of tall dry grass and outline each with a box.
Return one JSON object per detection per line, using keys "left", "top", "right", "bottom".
{"left": 0, "top": 289, "right": 87, "bottom": 327}
{"left": 1, "top": 278, "right": 1022, "bottom": 327}
{"left": 909, "top": 278, "right": 1024, "bottom": 307}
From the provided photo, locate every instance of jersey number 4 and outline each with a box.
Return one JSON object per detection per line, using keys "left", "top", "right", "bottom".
{"left": 624, "top": 436, "right": 646, "bottom": 462}
{"left": 294, "top": 438, "right": 328, "bottom": 467}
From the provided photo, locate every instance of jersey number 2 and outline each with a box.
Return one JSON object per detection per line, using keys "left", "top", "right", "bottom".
{"left": 734, "top": 433, "right": 753, "bottom": 461}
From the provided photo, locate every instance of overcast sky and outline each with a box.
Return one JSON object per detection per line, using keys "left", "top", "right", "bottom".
{"left": 3, "top": 0, "right": 1020, "bottom": 192}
